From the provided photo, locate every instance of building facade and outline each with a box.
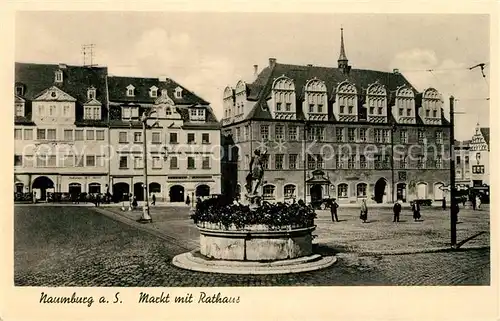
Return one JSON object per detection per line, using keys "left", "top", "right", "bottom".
{"left": 221, "top": 29, "right": 451, "bottom": 204}
{"left": 14, "top": 63, "right": 221, "bottom": 202}
{"left": 469, "top": 124, "right": 489, "bottom": 187}
{"left": 14, "top": 63, "right": 110, "bottom": 200}
{"left": 107, "top": 76, "right": 221, "bottom": 203}
{"left": 454, "top": 139, "right": 471, "bottom": 190}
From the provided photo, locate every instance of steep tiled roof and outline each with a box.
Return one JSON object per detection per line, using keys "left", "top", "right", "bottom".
{"left": 245, "top": 62, "right": 426, "bottom": 121}
{"left": 480, "top": 127, "right": 490, "bottom": 146}
{"left": 107, "top": 76, "right": 209, "bottom": 105}
{"left": 15, "top": 62, "right": 108, "bottom": 122}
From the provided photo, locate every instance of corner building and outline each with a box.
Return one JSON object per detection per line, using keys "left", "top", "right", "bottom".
{"left": 221, "top": 29, "right": 451, "bottom": 204}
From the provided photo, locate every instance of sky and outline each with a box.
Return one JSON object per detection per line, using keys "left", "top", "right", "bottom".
{"left": 15, "top": 12, "right": 490, "bottom": 140}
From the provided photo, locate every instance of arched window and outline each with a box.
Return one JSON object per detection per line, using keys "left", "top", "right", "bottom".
{"left": 263, "top": 184, "right": 276, "bottom": 200}
{"left": 305, "top": 79, "right": 327, "bottom": 118}
{"left": 149, "top": 182, "right": 161, "bottom": 193}
{"left": 395, "top": 86, "right": 415, "bottom": 122}
{"left": 416, "top": 182, "right": 428, "bottom": 199}
{"left": 422, "top": 88, "right": 442, "bottom": 123}
{"left": 15, "top": 182, "right": 24, "bottom": 193}
{"left": 272, "top": 76, "right": 296, "bottom": 117}
{"left": 284, "top": 184, "right": 296, "bottom": 198}
{"left": 366, "top": 83, "right": 387, "bottom": 118}
{"left": 357, "top": 183, "right": 367, "bottom": 198}
{"left": 88, "top": 183, "right": 101, "bottom": 194}
{"left": 338, "top": 183, "right": 348, "bottom": 198}
{"left": 336, "top": 81, "right": 357, "bottom": 117}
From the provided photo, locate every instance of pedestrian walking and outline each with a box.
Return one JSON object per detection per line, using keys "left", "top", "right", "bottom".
{"left": 412, "top": 200, "right": 421, "bottom": 221}
{"left": 359, "top": 199, "right": 368, "bottom": 223}
{"left": 185, "top": 195, "right": 191, "bottom": 206}
{"left": 132, "top": 195, "right": 138, "bottom": 210}
{"left": 393, "top": 200, "right": 402, "bottom": 222}
{"left": 151, "top": 194, "right": 156, "bottom": 206}
{"left": 471, "top": 194, "right": 477, "bottom": 210}
{"left": 462, "top": 196, "right": 466, "bottom": 207}
{"left": 330, "top": 199, "right": 339, "bottom": 222}
{"left": 451, "top": 199, "right": 460, "bottom": 223}
{"left": 476, "top": 195, "right": 482, "bottom": 209}
{"left": 442, "top": 197, "right": 446, "bottom": 210}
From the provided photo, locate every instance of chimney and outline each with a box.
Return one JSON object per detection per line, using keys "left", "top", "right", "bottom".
{"left": 158, "top": 76, "right": 167, "bottom": 82}
{"left": 253, "top": 64, "right": 258, "bottom": 78}
{"left": 58, "top": 63, "right": 67, "bottom": 69}
{"left": 269, "top": 58, "right": 277, "bottom": 68}
{"left": 307, "top": 64, "right": 313, "bottom": 67}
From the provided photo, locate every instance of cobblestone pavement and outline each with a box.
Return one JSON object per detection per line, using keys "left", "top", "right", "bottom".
{"left": 14, "top": 206, "right": 489, "bottom": 286}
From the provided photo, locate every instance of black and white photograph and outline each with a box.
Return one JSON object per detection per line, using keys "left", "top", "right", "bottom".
{"left": 4, "top": 4, "right": 498, "bottom": 319}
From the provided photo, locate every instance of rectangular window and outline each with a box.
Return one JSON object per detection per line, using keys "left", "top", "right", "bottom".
{"left": 340, "top": 105, "right": 345, "bottom": 113}
{"left": 24, "top": 129, "right": 33, "bottom": 140}
{"left": 465, "top": 156, "right": 470, "bottom": 166}
{"left": 316, "top": 154, "right": 324, "bottom": 169}
{"left": 359, "top": 155, "right": 367, "bottom": 169}
{"left": 348, "top": 128, "right": 356, "bottom": 142}
{"left": 260, "top": 125, "right": 269, "bottom": 140}
{"left": 64, "top": 129, "right": 73, "bottom": 141}
{"left": 64, "top": 155, "right": 74, "bottom": 167}
{"left": 152, "top": 156, "right": 162, "bottom": 169}
{"left": 307, "top": 154, "right": 315, "bottom": 170}
{"left": 435, "top": 156, "right": 442, "bottom": 169}
{"left": 374, "top": 155, "right": 382, "bottom": 169}
{"left": 187, "top": 157, "right": 195, "bottom": 169}
{"left": 152, "top": 132, "right": 161, "bottom": 143}
{"left": 383, "top": 155, "right": 390, "bottom": 169}
{"left": 348, "top": 155, "right": 355, "bottom": 169}
{"left": 400, "top": 130, "right": 408, "bottom": 144}
{"left": 435, "top": 131, "right": 443, "bottom": 144}
{"left": 75, "top": 155, "right": 84, "bottom": 167}
{"left": 275, "top": 154, "right": 283, "bottom": 169}
{"left": 425, "top": 109, "right": 430, "bottom": 117}
{"left": 47, "top": 129, "right": 56, "bottom": 140}
{"left": 400, "top": 156, "right": 407, "bottom": 169}
{"left": 38, "top": 105, "right": 45, "bottom": 116}
{"left": 285, "top": 103, "right": 291, "bottom": 111}
{"left": 336, "top": 155, "right": 343, "bottom": 169}
{"left": 316, "top": 127, "right": 325, "bottom": 141}
{"left": 378, "top": 107, "right": 383, "bottom": 115}
{"left": 74, "top": 130, "right": 84, "bottom": 141}
{"left": 170, "top": 156, "right": 178, "bottom": 169}
{"left": 359, "top": 128, "right": 367, "bottom": 142}
{"left": 399, "top": 108, "right": 403, "bottom": 116}
{"left": 336, "top": 128, "right": 344, "bottom": 142}
{"left": 202, "top": 133, "right": 210, "bottom": 144}
{"left": 262, "top": 157, "right": 268, "bottom": 170}
{"left": 433, "top": 110, "right": 437, "bottom": 118}
{"left": 289, "top": 154, "right": 297, "bottom": 169}
{"left": 288, "top": 126, "right": 297, "bottom": 141}
{"left": 374, "top": 129, "right": 383, "bottom": 143}
{"left": 15, "top": 104, "right": 24, "bottom": 116}
{"left": 119, "top": 132, "right": 128, "bottom": 143}
{"left": 307, "top": 127, "right": 314, "bottom": 141}
{"left": 317, "top": 104, "right": 323, "bottom": 113}
{"left": 456, "top": 156, "right": 461, "bottom": 165}
{"left": 276, "top": 102, "right": 282, "bottom": 111}
{"left": 86, "top": 155, "right": 96, "bottom": 167}
{"left": 84, "top": 107, "right": 92, "bottom": 119}
{"left": 49, "top": 105, "right": 56, "bottom": 116}
{"left": 418, "top": 130, "right": 425, "bottom": 144}
{"left": 406, "top": 108, "right": 411, "bottom": 116}
{"left": 170, "top": 132, "right": 178, "bottom": 143}
{"left": 14, "top": 155, "right": 22, "bottom": 166}
{"left": 236, "top": 127, "right": 241, "bottom": 140}
{"left": 369, "top": 107, "right": 375, "bottom": 114}
{"left": 47, "top": 155, "right": 56, "bottom": 167}
{"left": 309, "top": 104, "right": 314, "bottom": 113}
{"left": 63, "top": 105, "right": 70, "bottom": 117}
{"left": 384, "top": 129, "right": 391, "bottom": 143}
{"left": 93, "top": 107, "right": 100, "bottom": 120}
{"left": 134, "top": 156, "right": 143, "bottom": 169}
{"left": 348, "top": 106, "right": 354, "bottom": 114}
{"left": 275, "top": 125, "right": 284, "bottom": 140}
{"left": 202, "top": 157, "right": 210, "bottom": 169}
{"left": 36, "top": 155, "right": 47, "bottom": 167}
{"left": 119, "top": 156, "right": 128, "bottom": 169}
{"left": 86, "top": 130, "right": 94, "bottom": 140}
{"left": 187, "top": 133, "right": 195, "bottom": 144}
{"left": 417, "top": 156, "right": 425, "bottom": 169}
{"left": 37, "top": 129, "right": 46, "bottom": 140}
{"left": 96, "top": 130, "right": 105, "bottom": 141}
{"left": 134, "top": 132, "right": 142, "bottom": 143}
{"left": 96, "top": 156, "right": 103, "bottom": 167}
{"left": 14, "top": 129, "right": 22, "bottom": 140}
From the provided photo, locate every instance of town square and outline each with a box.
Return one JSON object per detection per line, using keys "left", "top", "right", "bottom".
{"left": 12, "top": 12, "right": 490, "bottom": 287}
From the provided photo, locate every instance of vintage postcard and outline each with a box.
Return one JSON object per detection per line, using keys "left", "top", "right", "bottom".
{"left": 1, "top": 1, "right": 498, "bottom": 320}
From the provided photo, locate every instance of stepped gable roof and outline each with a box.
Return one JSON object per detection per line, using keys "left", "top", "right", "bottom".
{"left": 107, "top": 76, "right": 209, "bottom": 105}
{"left": 15, "top": 62, "right": 108, "bottom": 105}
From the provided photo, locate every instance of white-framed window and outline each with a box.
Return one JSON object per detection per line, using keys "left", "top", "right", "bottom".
{"left": 14, "top": 128, "right": 22, "bottom": 140}
{"left": 55, "top": 70, "right": 63, "bottom": 82}
{"left": 435, "top": 131, "right": 443, "bottom": 144}
{"left": 86, "top": 155, "right": 96, "bottom": 167}
{"left": 260, "top": 125, "right": 269, "bottom": 140}
{"left": 400, "top": 130, "right": 408, "bottom": 144}
{"left": 275, "top": 154, "right": 284, "bottom": 169}
{"left": 134, "top": 156, "right": 143, "bottom": 169}
{"left": 84, "top": 107, "right": 92, "bottom": 120}
{"left": 38, "top": 105, "right": 45, "bottom": 116}
{"left": 119, "top": 131, "right": 128, "bottom": 143}
{"left": 357, "top": 183, "right": 367, "bottom": 198}
{"left": 288, "top": 126, "right": 297, "bottom": 141}
{"left": 134, "top": 132, "right": 142, "bottom": 143}
{"left": 16, "top": 85, "right": 24, "bottom": 96}
{"left": 121, "top": 107, "right": 139, "bottom": 119}
{"left": 47, "top": 129, "right": 56, "bottom": 140}
{"left": 86, "top": 130, "right": 95, "bottom": 140}
{"left": 359, "top": 128, "right": 367, "bottom": 142}
{"left": 63, "top": 105, "right": 70, "bottom": 117}
{"left": 49, "top": 105, "right": 56, "bottom": 116}
{"left": 435, "top": 155, "right": 442, "bottom": 169}
{"left": 37, "top": 129, "right": 46, "bottom": 140}
{"left": 96, "top": 130, "right": 105, "bottom": 140}
{"left": 93, "top": 107, "right": 100, "bottom": 120}
{"left": 24, "top": 129, "right": 33, "bottom": 140}
{"left": 150, "top": 86, "right": 158, "bottom": 98}
{"left": 152, "top": 156, "right": 162, "bottom": 169}
{"left": 289, "top": 154, "right": 297, "bottom": 169}
{"left": 126, "top": 85, "right": 135, "bottom": 97}
{"left": 170, "top": 156, "right": 178, "bottom": 169}
{"left": 175, "top": 87, "right": 183, "bottom": 98}
{"left": 275, "top": 125, "right": 284, "bottom": 140}
{"left": 64, "top": 129, "right": 73, "bottom": 141}
{"left": 202, "top": 157, "right": 210, "bottom": 169}
{"left": 359, "top": 155, "right": 367, "bottom": 169}
{"left": 152, "top": 132, "right": 161, "bottom": 143}
{"left": 187, "top": 157, "right": 195, "bottom": 169}
{"left": 75, "top": 130, "right": 84, "bottom": 141}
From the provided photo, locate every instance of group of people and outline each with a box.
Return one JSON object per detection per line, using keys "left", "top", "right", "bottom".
{"left": 327, "top": 198, "right": 460, "bottom": 223}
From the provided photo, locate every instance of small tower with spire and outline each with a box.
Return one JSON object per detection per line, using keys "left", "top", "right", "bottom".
{"left": 338, "top": 27, "right": 351, "bottom": 74}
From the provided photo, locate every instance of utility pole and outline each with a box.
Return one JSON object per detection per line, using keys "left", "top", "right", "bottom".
{"left": 391, "top": 124, "right": 397, "bottom": 202}
{"left": 449, "top": 95, "right": 457, "bottom": 247}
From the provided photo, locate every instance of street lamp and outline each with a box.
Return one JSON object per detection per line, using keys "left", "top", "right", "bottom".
{"left": 137, "top": 109, "right": 159, "bottom": 224}
{"left": 303, "top": 120, "right": 311, "bottom": 202}
{"left": 391, "top": 123, "right": 397, "bottom": 203}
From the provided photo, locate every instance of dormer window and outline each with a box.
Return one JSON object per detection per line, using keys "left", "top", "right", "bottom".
{"left": 122, "top": 106, "right": 139, "bottom": 119}
{"left": 15, "top": 85, "right": 24, "bottom": 96}
{"left": 126, "top": 85, "right": 135, "bottom": 97}
{"left": 84, "top": 106, "right": 101, "bottom": 120}
{"left": 150, "top": 86, "right": 158, "bottom": 98}
{"left": 175, "top": 87, "right": 183, "bottom": 98}
{"left": 87, "top": 87, "right": 96, "bottom": 100}
{"left": 55, "top": 70, "right": 63, "bottom": 83}
{"left": 15, "top": 103, "right": 24, "bottom": 117}
{"left": 189, "top": 107, "right": 205, "bottom": 121}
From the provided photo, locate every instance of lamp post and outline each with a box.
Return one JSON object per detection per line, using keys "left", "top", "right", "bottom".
{"left": 137, "top": 109, "right": 159, "bottom": 224}
{"left": 303, "top": 121, "right": 310, "bottom": 202}
{"left": 391, "top": 123, "right": 397, "bottom": 203}
{"left": 449, "top": 96, "right": 457, "bottom": 247}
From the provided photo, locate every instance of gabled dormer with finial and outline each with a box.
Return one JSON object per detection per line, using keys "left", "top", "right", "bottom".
{"left": 420, "top": 88, "right": 442, "bottom": 125}
{"left": 338, "top": 27, "right": 351, "bottom": 75}
{"left": 222, "top": 86, "right": 234, "bottom": 125}
{"left": 366, "top": 81, "right": 388, "bottom": 123}
{"left": 393, "top": 85, "right": 416, "bottom": 124}
{"left": 303, "top": 78, "right": 328, "bottom": 121}
{"left": 155, "top": 89, "right": 181, "bottom": 120}
{"left": 334, "top": 80, "right": 358, "bottom": 122}
{"left": 234, "top": 80, "right": 248, "bottom": 121}
{"left": 270, "top": 75, "right": 296, "bottom": 120}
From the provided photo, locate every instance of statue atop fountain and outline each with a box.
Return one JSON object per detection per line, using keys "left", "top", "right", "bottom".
{"left": 244, "top": 148, "right": 268, "bottom": 208}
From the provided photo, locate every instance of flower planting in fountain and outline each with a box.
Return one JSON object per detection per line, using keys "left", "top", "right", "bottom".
{"left": 190, "top": 197, "right": 317, "bottom": 230}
